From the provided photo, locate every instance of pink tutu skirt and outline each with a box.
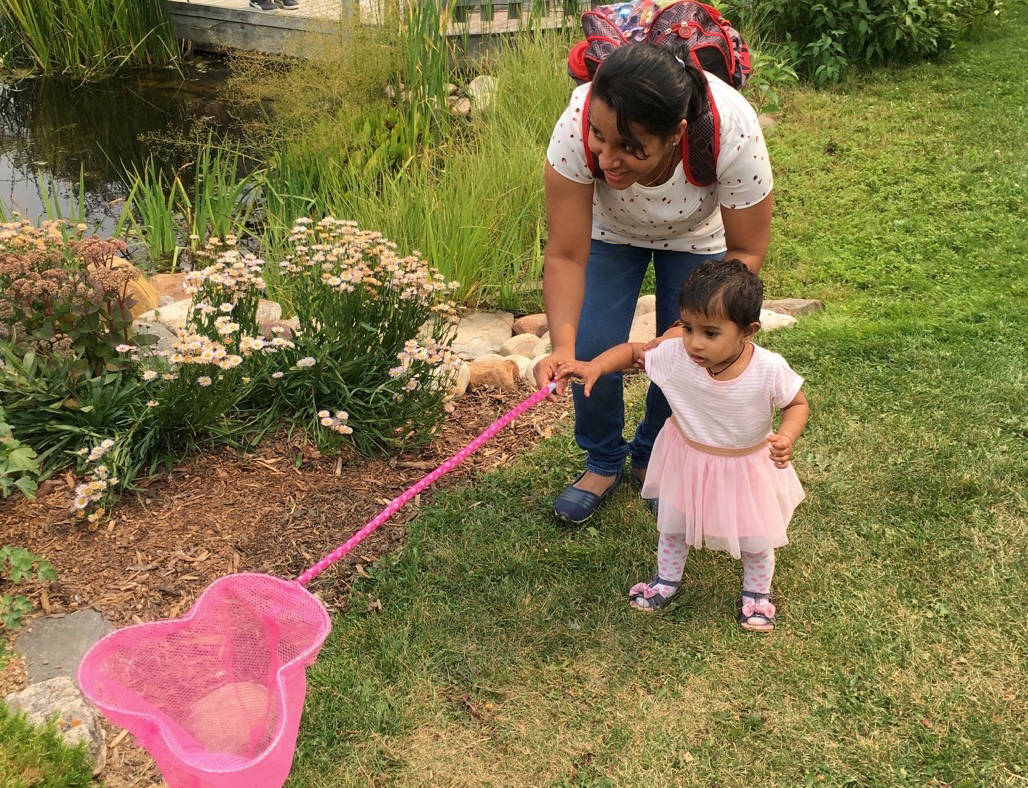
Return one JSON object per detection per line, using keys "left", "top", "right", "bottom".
{"left": 640, "top": 419, "right": 805, "bottom": 558}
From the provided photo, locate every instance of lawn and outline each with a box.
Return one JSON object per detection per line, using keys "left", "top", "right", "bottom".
{"left": 287, "top": 7, "right": 1028, "bottom": 786}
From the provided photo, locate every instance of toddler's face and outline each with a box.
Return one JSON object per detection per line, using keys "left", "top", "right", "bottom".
{"left": 678, "top": 309, "right": 751, "bottom": 371}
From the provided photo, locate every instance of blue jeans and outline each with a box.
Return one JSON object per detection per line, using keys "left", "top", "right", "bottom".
{"left": 573, "top": 240, "right": 722, "bottom": 476}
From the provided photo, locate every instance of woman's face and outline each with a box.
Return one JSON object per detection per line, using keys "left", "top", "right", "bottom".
{"left": 587, "top": 97, "right": 685, "bottom": 189}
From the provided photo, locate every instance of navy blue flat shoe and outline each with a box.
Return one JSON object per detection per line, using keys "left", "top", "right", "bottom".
{"left": 629, "top": 465, "right": 658, "bottom": 517}
{"left": 553, "top": 467, "right": 623, "bottom": 524}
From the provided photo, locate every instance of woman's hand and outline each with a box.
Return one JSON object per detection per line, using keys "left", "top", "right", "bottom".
{"left": 555, "top": 360, "right": 602, "bottom": 397}
{"left": 633, "top": 322, "right": 684, "bottom": 368}
{"left": 767, "top": 433, "right": 794, "bottom": 468}
{"left": 534, "top": 348, "right": 576, "bottom": 398}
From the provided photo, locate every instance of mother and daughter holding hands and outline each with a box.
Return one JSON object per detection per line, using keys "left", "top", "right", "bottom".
{"left": 534, "top": 38, "right": 810, "bottom": 632}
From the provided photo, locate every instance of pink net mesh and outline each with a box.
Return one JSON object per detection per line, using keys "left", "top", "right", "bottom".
{"left": 78, "top": 573, "right": 330, "bottom": 788}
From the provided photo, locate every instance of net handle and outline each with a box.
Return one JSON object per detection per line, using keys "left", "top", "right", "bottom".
{"left": 295, "top": 382, "right": 557, "bottom": 586}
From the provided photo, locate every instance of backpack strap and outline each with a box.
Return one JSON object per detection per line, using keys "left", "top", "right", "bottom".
{"left": 581, "top": 79, "right": 719, "bottom": 187}
{"left": 582, "top": 87, "right": 602, "bottom": 179}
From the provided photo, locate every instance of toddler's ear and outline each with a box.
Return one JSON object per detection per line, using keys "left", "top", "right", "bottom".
{"left": 746, "top": 320, "right": 761, "bottom": 337}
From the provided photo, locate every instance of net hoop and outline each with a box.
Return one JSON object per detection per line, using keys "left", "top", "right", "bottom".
{"left": 77, "top": 573, "right": 330, "bottom": 775}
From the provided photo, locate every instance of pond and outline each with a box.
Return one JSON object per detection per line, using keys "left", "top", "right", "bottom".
{"left": 0, "top": 58, "right": 246, "bottom": 236}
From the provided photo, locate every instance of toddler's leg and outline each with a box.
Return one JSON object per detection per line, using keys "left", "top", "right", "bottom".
{"left": 629, "top": 532, "right": 689, "bottom": 610}
{"left": 739, "top": 548, "right": 776, "bottom": 631}
{"left": 741, "top": 548, "right": 775, "bottom": 595}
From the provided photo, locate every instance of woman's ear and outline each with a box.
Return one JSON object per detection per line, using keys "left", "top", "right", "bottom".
{"left": 673, "top": 119, "right": 688, "bottom": 145}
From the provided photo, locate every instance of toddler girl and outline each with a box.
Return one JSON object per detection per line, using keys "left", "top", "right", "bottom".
{"left": 557, "top": 258, "right": 809, "bottom": 631}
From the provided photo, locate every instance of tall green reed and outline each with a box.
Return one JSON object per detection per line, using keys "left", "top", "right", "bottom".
{"left": 116, "top": 158, "right": 181, "bottom": 267}
{"left": 182, "top": 141, "right": 263, "bottom": 244}
{"left": 116, "top": 141, "right": 264, "bottom": 268}
{"left": 0, "top": 0, "right": 177, "bottom": 76}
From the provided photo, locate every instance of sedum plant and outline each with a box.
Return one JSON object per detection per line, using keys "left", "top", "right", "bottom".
{"left": 0, "top": 220, "right": 144, "bottom": 381}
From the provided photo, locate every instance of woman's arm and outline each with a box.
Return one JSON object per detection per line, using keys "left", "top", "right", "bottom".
{"left": 721, "top": 191, "right": 773, "bottom": 273}
{"left": 535, "top": 162, "right": 595, "bottom": 394}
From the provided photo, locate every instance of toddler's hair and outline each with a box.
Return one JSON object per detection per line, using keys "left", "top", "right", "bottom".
{"left": 678, "top": 258, "right": 763, "bottom": 330}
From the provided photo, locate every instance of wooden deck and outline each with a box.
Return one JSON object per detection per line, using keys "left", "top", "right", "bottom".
{"left": 168, "top": 0, "right": 578, "bottom": 57}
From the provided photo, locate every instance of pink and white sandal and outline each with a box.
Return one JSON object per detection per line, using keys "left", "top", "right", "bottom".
{"left": 628, "top": 575, "right": 681, "bottom": 612}
{"left": 738, "top": 591, "right": 776, "bottom": 632}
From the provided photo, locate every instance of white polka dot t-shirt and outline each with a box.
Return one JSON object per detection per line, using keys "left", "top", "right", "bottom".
{"left": 546, "top": 73, "right": 773, "bottom": 253}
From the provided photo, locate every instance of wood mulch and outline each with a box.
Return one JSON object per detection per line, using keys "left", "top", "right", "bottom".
{"left": 0, "top": 385, "right": 569, "bottom": 786}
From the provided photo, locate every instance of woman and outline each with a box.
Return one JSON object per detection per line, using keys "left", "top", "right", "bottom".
{"left": 535, "top": 43, "right": 774, "bottom": 524}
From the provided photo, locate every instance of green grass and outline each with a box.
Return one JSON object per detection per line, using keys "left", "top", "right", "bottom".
{"left": 0, "top": 701, "right": 92, "bottom": 787}
{"left": 287, "top": 8, "right": 1028, "bottom": 786}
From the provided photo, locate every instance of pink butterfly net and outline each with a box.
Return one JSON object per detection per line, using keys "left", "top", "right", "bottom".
{"left": 78, "top": 384, "right": 554, "bottom": 787}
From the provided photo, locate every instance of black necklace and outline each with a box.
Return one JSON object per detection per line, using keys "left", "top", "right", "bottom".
{"left": 707, "top": 343, "right": 749, "bottom": 378}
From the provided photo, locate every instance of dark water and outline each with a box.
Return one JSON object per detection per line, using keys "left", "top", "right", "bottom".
{"left": 0, "top": 58, "right": 245, "bottom": 235}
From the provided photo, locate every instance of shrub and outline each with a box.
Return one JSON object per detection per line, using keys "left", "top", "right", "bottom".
{"left": 725, "top": 0, "right": 1003, "bottom": 85}
{"left": 254, "top": 217, "right": 462, "bottom": 454}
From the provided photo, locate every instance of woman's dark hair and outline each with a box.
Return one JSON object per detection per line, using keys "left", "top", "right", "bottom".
{"left": 591, "top": 44, "right": 708, "bottom": 156}
{"left": 678, "top": 258, "right": 763, "bottom": 331}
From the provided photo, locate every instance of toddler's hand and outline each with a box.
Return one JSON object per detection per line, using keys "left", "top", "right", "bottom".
{"left": 767, "top": 434, "right": 794, "bottom": 468}
{"left": 556, "top": 360, "right": 600, "bottom": 396}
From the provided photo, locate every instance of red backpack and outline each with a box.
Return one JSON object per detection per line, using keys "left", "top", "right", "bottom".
{"left": 567, "top": 0, "right": 751, "bottom": 187}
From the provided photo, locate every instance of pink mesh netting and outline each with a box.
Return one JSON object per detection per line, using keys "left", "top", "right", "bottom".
{"left": 78, "top": 573, "right": 330, "bottom": 787}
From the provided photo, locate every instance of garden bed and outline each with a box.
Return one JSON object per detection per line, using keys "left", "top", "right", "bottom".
{"left": 1, "top": 387, "right": 565, "bottom": 628}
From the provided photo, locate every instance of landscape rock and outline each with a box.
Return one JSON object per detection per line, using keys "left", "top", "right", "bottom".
{"left": 628, "top": 311, "right": 656, "bottom": 344}
{"left": 255, "top": 299, "right": 282, "bottom": 324}
{"left": 132, "top": 317, "right": 178, "bottom": 355}
{"left": 449, "top": 361, "right": 471, "bottom": 398}
{"left": 504, "top": 353, "right": 533, "bottom": 380}
{"left": 6, "top": 677, "right": 105, "bottom": 774}
{"left": 149, "top": 272, "right": 189, "bottom": 303}
{"left": 759, "top": 308, "right": 798, "bottom": 332}
{"left": 468, "top": 354, "right": 519, "bottom": 390}
{"left": 634, "top": 294, "right": 656, "bottom": 317}
{"left": 499, "top": 333, "right": 544, "bottom": 359}
{"left": 259, "top": 317, "right": 301, "bottom": 340}
{"left": 539, "top": 331, "right": 552, "bottom": 353}
{"left": 14, "top": 609, "right": 112, "bottom": 684}
{"left": 448, "top": 96, "right": 472, "bottom": 118}
{"left": 762, "top": 298, "right": 823, "bottom": 317}
{"left": 467, "top": 75, "right": 498, "bottom": 113}
{"left": 137, "top": 298, "right": 192, "bottom": 332}
{"left": 512, "top": 313, "right": 548, "bottom": 337}
{"left": 451, "top": 311, "right": 515, "bottom": 360}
